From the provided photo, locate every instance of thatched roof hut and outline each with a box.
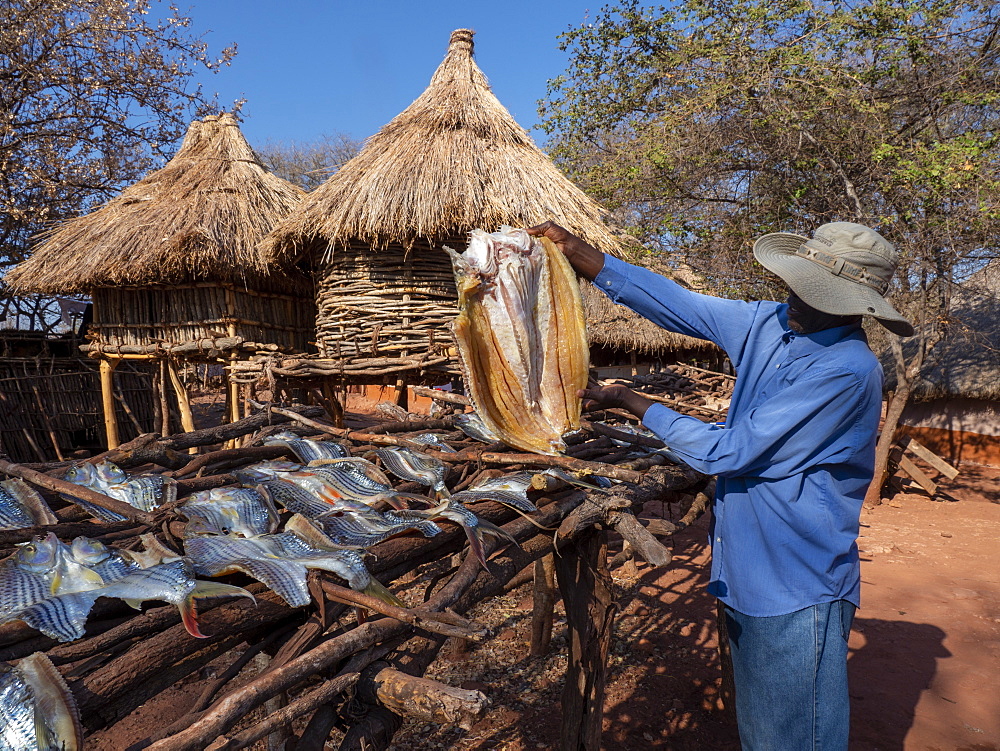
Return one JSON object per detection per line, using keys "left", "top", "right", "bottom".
{"left": 263, "top": 29, "right": 710, "bottom": 368}
{"left": 7, "top": 113, "right": 314, "bottom": 354}
{"left": 5, "top": 113, "right": 316, "bottom": 448}
{"left": 887, "top": 262, "right": 1000, "bottom": 465}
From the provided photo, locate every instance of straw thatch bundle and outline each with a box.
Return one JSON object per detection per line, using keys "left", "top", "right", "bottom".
{"left": 7, "top": 113, "right": 304, "bottom": 294}
{"left": 263, "top": 29, "right": 709, "bottom": 364}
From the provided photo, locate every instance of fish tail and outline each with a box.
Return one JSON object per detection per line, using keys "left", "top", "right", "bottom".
{"left": 182, "top": 581, "right": 257, "bottom": 638}
{"left": 464, "top": 525, "right": 490, "bottom": 569}
{"left": 476, "top": 517, "right": 518, "bottom": 544}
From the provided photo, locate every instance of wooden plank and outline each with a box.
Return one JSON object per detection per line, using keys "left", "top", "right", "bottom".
{"left": 897, "top": 454, "right": 937, "bottom": 496}
{"left": 900, "top": 435, "right": 959, "bottom": 480}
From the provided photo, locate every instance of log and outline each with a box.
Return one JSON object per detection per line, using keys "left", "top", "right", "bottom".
{"left": 530, "top": 554, "right": 556, "bottom": 657}
{"left": 555, "top": 529, "right": 615, "bottom": 751}
{"left": 100, "top": 359, "right": 121, "bottom": 450}
{"left": 355, "top": 664, "right": 488, "bottom": 730}
{"left": 556, "top": 492, "right": 671, "bottom": 568}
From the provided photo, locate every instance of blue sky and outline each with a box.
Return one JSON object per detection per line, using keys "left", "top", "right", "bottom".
{"left": 184, "top": 1, "right": 603, "bottom": 149}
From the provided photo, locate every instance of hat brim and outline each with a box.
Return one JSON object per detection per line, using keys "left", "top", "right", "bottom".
{"left": 753, "top": 232, "right": 915, "bottom": 337}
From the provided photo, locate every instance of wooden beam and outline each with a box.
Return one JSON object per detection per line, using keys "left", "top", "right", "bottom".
{"left": 99, "top": 359, "right": 120, "bottom": 449}
{"left": 897, "top": 454, "right": 937, "bottom": 496}
{"left": 899, "top": 435, "right": 959, "bottom": 480}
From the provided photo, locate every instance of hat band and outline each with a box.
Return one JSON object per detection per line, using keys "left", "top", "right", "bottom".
{"left": 795, "top": 244, "right": 890, "bottom": 295}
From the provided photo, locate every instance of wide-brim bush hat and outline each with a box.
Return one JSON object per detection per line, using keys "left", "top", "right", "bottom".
{"left": 753, "top": 221, "right": 915, "bottom": 337}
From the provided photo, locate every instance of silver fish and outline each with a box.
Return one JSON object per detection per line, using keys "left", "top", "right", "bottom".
{"left": 185, "top": 530, "right": 401, "bottom": 607}
{"left": 263, "top": 430, "right": 350, "bottom": 462}
{"left": 179, "top": 487, "right": 279, "bottom": 538}
{"left": 409, "top": 434, "right": 458, "bottom": 453}
{"left": 0, "top": 480, "right": 57, "bottom": 531}
{"left": 312, "top": 506, "right": 442, "bottom": 549}
{"left": 69, "top": 537, "right": 139, "bottom": 584}
{"left": 304, "top": 459, "right": 404, "bottom": 507}
{"left": 232, "top": 460, "right": 304, "bottom": 485}
{"left": 0, "top": 534, "right": 104, "bottom": 622}
{"left": 61, "top": 461, "right": 175, "bottom": 522}
{"left": 373, "top": 447, "right": 450, "bottom": 497}
{"left": 15, "top": 559, "right": 253, "bottom": 642}
{"left": 453, "top": 412, "right": 501, "bottom": 444}
{"left": 0, "top": 652, "right": 82, "bottom": 751}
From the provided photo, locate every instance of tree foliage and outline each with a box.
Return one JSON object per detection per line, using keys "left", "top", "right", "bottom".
{"left": 543, "top": 0, "right": 1000, "bottom": 297}
{"left": 542, "top": 0, "right": 1000, "bottom": 498}
{"left": 0, "top": 0, "right": 236, "bottom": 330}
{"left": 256, "top": 133, "right": 363, "bottom": 191}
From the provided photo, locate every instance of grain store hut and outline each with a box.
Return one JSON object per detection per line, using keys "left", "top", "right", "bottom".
{"left": 5, "top": 113, "right": 313, "bottom": 448}
{"left": 261, "top": 28, "right": 710, "bottom": 406}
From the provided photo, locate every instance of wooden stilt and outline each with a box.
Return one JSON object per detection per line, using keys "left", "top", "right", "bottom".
{"left": 99, "top": 359, "right": 121, "bottom": 449}
{"left": 394, "top": 377, "right": 409, "bottom": 410}
{"left": 555, "top": 530, "right": 615, "bottom": 750}
{"left": 158, "top": 359, "right": 171, "bottom": 437}
{"left": 320, "top": 382, "right": 345, "bottom": 428}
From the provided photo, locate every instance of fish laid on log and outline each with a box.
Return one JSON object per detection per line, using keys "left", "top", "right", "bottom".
{"left": 447, "top": 227, "right": 589, "bottom": 456}
{"left": 0, "top": 652, "right": 82, "bottom": 751}
{"left": 0, "top": 479, "right": 57, "bottom": 531}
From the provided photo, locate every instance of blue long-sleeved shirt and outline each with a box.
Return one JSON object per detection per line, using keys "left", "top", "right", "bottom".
{"left": 594, "top": 255, "right": 882, "bottom": 616}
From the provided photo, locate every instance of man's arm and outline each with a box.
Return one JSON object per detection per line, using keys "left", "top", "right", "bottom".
{"left": 643, "top": 366, "right": 880, "bottom": 478}
{"left": 528, "top": 222, "right": 762, "bottom": 357}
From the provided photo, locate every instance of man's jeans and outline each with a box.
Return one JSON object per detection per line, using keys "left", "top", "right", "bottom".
{"left": 723, "top": 600, "right": 856, "bottom": 751}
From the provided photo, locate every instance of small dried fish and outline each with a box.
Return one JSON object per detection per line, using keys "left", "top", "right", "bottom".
{"left": 61, "top": 461, "right": 175, "bottom": 522}
{"left": 185, "top": 530, "right": 402, "bottom": 607}
{"left": 232, "top": 460, "right": 303, "bottom": 485}
{"left": 409, "top": 499, "right": 517, "bottom": 568}
{"left": 0, "top": 479, "right": 57, "bottom": 531}
{"left": 179, "top": 487, "right": 279, "bottom": 538}
{"left": 312, "top": 507, "right": 442, "bottom": 549}
{"left": 409, "top": 434, "right": 458, "bottom": 453}
{"left": 373, "top": 446, "right": 450, "bottom": 497}
{"left": 0, "top": 534, "right": 104, "bottom": 622}
{"left": 263, "top": 430, "right": 350, "bottom": 462}
{"left": 15, "top": 560, "right": 253, "bottom": 641}
{"left": 452, "top": 413, "right": 501, "bottom": 444}
{"left": 0, "top": 652, "right": 82, "bottom": 751}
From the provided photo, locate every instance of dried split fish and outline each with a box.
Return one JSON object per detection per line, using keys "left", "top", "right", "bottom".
{"left": 447, "top": 227, "right": 589, "bottom": 456}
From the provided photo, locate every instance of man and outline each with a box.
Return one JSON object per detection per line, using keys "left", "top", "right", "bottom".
{"left": 528, "top": 221, "right": 913, "bottom": 751}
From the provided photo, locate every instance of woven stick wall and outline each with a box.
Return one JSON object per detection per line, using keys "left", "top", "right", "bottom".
{"left": 90, "top": 284, "right": 316, "bottom": 353}
{"left": 315, "top": 239, "right": 459, "bottom": 360}
{"left": 0, "top": 359, "right": 154, "bottom": 462}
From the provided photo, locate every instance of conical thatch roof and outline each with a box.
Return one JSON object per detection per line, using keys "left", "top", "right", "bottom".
{"left": 262, "top": 29, "right": 630, "bottom": 260}
{"left": 7, "top": 114, "right": 304, "bottom": 294}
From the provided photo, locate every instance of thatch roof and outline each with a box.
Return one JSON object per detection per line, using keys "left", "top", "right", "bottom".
{"left": 261, "top": 29, "right": 632, "bottom": 259}
{"left": 6, "top": 114, "right": 304, "bottom": 295}
{"left": 885, "top": 261, "right": 1000, "bottom": 401}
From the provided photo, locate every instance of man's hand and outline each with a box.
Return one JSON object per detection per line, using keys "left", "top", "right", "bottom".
{"left": 578, "top": 379, "right": 654, "bottom": 420}
{"left": 527, "top": 221, "right": 605, "bottom": 281}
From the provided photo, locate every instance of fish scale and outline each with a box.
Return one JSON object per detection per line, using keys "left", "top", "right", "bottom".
{"left": 306, "top": 459, "right": 395, "bottom": 500}
{"left": 264, "top": 431, "right": 350, "bottom": 462}
{"left": 373, "top": 447, "right": 449, "bottom": 496}
{"left": 0, "top": 663, "right": 37, "bottom": 751}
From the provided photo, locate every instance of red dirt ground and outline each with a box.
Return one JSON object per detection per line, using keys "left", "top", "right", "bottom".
{"left": 85, "top": 397, "right": 1000, "bottom": 749}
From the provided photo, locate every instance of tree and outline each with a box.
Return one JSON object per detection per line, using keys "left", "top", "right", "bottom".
{"left": 0, "top": 0, "right": 237, "bottom": 331}
{"left": 542, "top": 0, "right": 1000, "bottom": 502}
{"left": 256, "top": 133, "right": 363, "bottom": 191}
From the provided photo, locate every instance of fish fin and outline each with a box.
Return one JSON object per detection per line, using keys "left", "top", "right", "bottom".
{"left": 362, "top": 578, "right": 406, "bottom": 609}
{"left": 191, "top": 580, "right": 257, "bottom": 604}
{"left": 177, "top": 597, "right": 206, "bottom": 638}
{"left": 476, "top": 517, "right": 519, "bottom": 544}
{"left": 19, "top": 591, "right": 99, "bottom": 642}
{"left": 463, "top": 525, "right": 490, "bottom": 569}
{"left": 124, "top": 599, "right": 144, "bottom": 611}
